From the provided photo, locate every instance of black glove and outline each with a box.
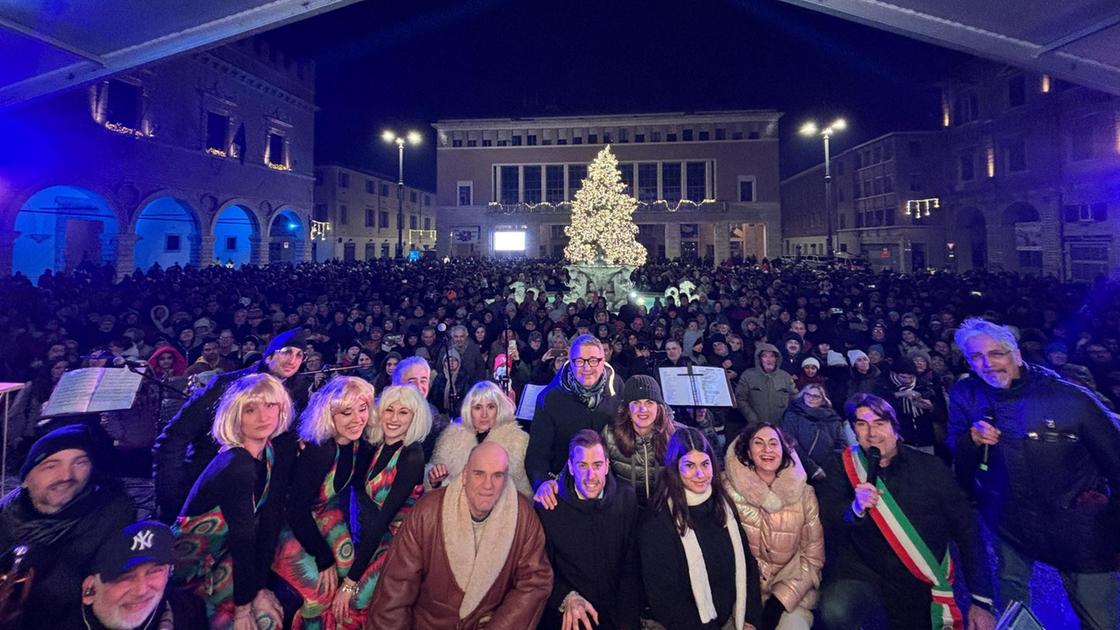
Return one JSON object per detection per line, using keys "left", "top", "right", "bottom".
{"left": 761, "top": 596, "right": 786, "bottom": 630}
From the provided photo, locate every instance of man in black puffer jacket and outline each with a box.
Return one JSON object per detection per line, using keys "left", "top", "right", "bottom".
{"left": 949, "top": 319, "right": 1120, "bottom": 630}
{"left": 151, "top": 328, "right": 310, "bottom": 523}
{"left": 527, "top": 335, "right": 623, "bottom": 497}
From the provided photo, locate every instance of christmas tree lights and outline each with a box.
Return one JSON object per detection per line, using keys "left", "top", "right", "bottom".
{"left": 564, "top": 145, "right": 648, "bottom": 266}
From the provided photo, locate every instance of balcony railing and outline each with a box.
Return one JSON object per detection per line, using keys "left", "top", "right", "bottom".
{"left": 485, "top": 199, "right": 726, "bottom": 215}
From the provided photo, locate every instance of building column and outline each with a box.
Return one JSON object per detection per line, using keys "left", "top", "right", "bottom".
{"left": 251, "top": 235, "right": 267, "bottom": 265}
{"left": 665, "top": 223, "right": 681, "bottom": 260}
{"left": 713, "top": 221, "right": 731, "bottom": 265}
{"left": 199, "top": 233, "right": 216, "bottom": 267}
{"left": 113, "top": 233, "right": 139, "bottom": 280}
{"left": 0, "top": 228, "right": 17, "bottom": 277}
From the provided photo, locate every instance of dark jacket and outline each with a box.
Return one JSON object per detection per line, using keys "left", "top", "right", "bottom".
{"left": 779, "top": 400, "right": 851, "bottom": 479}
{"left": 151, "top": 362, "right": 308, "bottom": 523}
{"left": 536, "top": 470, "right": 641, "bottom": 630}
{"left": 526, "top": 364, "right": 624, "bottom": 489}
{"left": 948, "top": 364, "right": 1120, "bottom": 572}
{"left": 638, "top": 494, "right": 763, "bottom": 630}
{"left": 816, "top": 446, "right": 993, "bottom": 603}
{"left": 872, "top": 373, "right": 940, "bottom": 448}
{"left": 0, "top": 479, "right": 134, "bottom": 630}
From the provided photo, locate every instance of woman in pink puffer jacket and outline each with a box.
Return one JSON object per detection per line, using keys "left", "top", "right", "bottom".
{"left": 723, "top": 423, "right": 824, "bottom": 630}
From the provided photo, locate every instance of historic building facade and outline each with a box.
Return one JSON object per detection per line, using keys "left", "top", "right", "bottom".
{"left": 312, "top": 164, "right": 436, "bottom": 261}
{"left": 781, "top": 60, "right": 1120, "bottom": 281}
{"left": 0, "top": 38, "right": 315, "bottom": 280}
{"left": 432, "top": 111, "right": 783, "bottom": 263}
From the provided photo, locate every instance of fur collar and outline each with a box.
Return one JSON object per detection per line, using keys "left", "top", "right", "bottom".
{"left": 441, "top": 471, "right": 518, "bottom": 619}
{"left": 428, "top": 421, "right": 531, "bottom": 496}
{"left": 724, "top": 436, "right": 807, "bottom": 514}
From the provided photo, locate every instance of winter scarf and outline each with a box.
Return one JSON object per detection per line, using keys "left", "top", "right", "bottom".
{"left": 675, "top": 488, "right": 747, "bottom": 629}
{"left": 560, "top": 363, "right": 608, "bottom": 409}
{"left": 890, "top": 372, "right": 926, "bottom": 418}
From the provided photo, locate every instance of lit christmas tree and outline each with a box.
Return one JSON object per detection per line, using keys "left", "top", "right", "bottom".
{"left": 564, "top": 145, "right": 647, "bottom": 266}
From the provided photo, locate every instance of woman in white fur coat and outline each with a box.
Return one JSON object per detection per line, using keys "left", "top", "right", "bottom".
{"left": 426, "top": 380, "right": 533, "bottom": 497}
{"left": 723, "top": 423, "right": 824, "bottom": 630}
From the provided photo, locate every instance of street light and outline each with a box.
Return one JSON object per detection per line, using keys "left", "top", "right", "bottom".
{"left": 382, "top": 129, "right": 422, "bottom": 258}
{"left": 800, "top": 118, "right": 846, "bottom": 259}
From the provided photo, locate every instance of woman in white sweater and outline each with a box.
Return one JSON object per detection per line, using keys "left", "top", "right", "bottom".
{"left": 425, "top": 380, "right": 532, "bottom": 496}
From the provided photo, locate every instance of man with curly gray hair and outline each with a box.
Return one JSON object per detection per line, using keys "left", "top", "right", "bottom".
{"left": 949, "top": 318, "right": 1120, "bottom": 629}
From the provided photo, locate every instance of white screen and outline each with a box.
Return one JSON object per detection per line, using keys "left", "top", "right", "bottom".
{"left": 493, "top": 230, "right": 526, "bottom": 251}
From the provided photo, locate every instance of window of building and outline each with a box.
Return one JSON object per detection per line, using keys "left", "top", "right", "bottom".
{"left": 423, "top": 195, "right": 430, "bottom": 206}
{"left": 682, "top": 129, "right": 693, "bottom": 141}
{"left": 685, "top": 162, "right": 706, "bottom": 201}
{"left": 381, "top": 183, "right": 390, "bottom": 196}
{"left": 557, "top": 139, "right": 568, "bottom": 145}
{"left": 737, "top": 176, "right": 755, "bottom": 202}
{"left": 267, "top": 133, "right": 286, "bottom": 166}
{"left": 365, "top": 179, "right": 375, "bottom": 194}
{"left": 872, "top": 147, "right": 882, "bottom": 163}
{"left": 699, "top": 130, "right": 710, "bottom": 141}
{"left": 551, "top": 225, "right": 566, "bottom": 239}
{"left": 410, "top": 191, "right": 418, "bottom": 203}
{"left": 206, "top": 111, "right": 228, "bottom": 153}
{"left": 650, "top": 131, "right": 662, "bottom": 142}
{"left": 567, "top": 164, "right": 587, "bottom": 199}
{"left": 165, "top": 234, "right": 181, "bottom": 252}
{"left": 106, "top": 79, "right": 141, "bottom": 128}
{"left": 314, "top": 204, "right": 327, "bottom": 221}
{"left": 366, "top": 207, "right": 375, "bottom": 227}
{"left": 467, "top": 139, "right": 477, "bottom": 147}
{"left": 1070, "top": 245, "right": 1110, "bottom": 281}
{"left": 634, "top": 133, "right": 645, "bottom": 143}
{"left": 731, "top": 131, "right": 744, "bottom": 140}
{"left": 410, "top": 215, "right": 418, "bottom": 230}
{"left": 379, "top": 211, "right": 390, "bottom": 228}
{"left": 883, "top": 176, "right": 894, "bottom": 193}
{"left": 748, "top": 130, "right": 761, "bottom": 140}
{"left": 588, "top": 134, "right": 598, "bottom": 144}
{"left": 1008, "top": 75, "right": 1026, "bottom": 107}
{"left": 572, "top": 137, "right": 583, "bottom": 145}
{"left": 497, "top": 140, "right": 509, "bottom": 146}
{"left": 339, "top": 205, "right": 348, "bottom": 225}
{"left": 959, "top": 153, "right": 975, "bottom": 181}
{"left": 603, "top": 132, "right": 611, "bottom": 143}
{"left": 499, "top": 166, "right": 519, "bottom": 204}
{"left": 545, "top": 166, "right": 564, "bottom": 203}
{"left": 1006, "top": 138, "right": 1027, "bottom": 172}
{"left": 715, "top": 128, "right": 726, "bottom": 140}
{"left": 482, "top": 139, "right": 493, "bottom": 146}
{"left": 954, "top": 93, "right": 980, "bottom": 124}
{"left": 666, "top": 133, "right": 677, "bottom": 142}
{"left": 523, "top": 165, "right": 542, "bottom": 204}
{"left": 637, "top": 163, "right": 658, "bottom": 202}
{"left": 424, "top": 217, "right": 432, "bottom": 230}
{"left": 908, "top": 140, "right": 922, "bottom": 157}
{"left": 511, "top": 135, "right": 522, "bottom": 146}
{"left": 337, "top": 172, "right": 349, "bottom": 188}
{"left": 885, "top": 206, "right": 896, "bottom": 226}
{"left": 618, "top": 129, "right": 629, "bottom": 143}
{"left": 1064, "top": 203, "right": 1108, "bottom": 222}
{"left": 452, "top": 139, "right": 463, "bottom": 147}
{"left": 661, "top": 162, "right": 682, "bottom": 202}
{"left": 618, "top": 163, "right": 635, "bottom": 197}
{"left": 527, "top": 135, "right": 537, "bottom": 145}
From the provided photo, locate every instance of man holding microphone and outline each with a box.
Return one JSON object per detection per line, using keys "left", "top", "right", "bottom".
{"left": 950, "top": 319, "right": 1120, "bottom": 630}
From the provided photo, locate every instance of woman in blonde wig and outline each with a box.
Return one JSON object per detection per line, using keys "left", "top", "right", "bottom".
{"left": 426, "top": 380, "right": 532, "bottom": 496}
{"left": 272, "top": 376, "right": 374, "bottom": 629}
{"left": 171, "top": 373, "right": 298, "bottom": 630}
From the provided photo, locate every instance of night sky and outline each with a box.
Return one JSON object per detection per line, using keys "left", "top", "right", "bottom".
{"left": 268, "top": 0, "right": 971, "bottom": 190}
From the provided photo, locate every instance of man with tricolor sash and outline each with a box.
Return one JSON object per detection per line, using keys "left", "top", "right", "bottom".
{"left": 816, "top": 393, "right": 996, "bottom": 630}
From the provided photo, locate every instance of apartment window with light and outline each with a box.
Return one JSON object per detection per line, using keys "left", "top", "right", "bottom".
{"left": 267, "top": 133, "right": 286, "bottom": 166}
{"left": 106, "top": 79, "right": 141, "bottom": 128}
{"left": 206, "top": 112, "right": 228, "bottom": 153}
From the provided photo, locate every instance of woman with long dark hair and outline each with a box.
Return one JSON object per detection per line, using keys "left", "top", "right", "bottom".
{"left": 639, "top": 427, "right": 763, "bottom": 629}
{"left": 602, "top": 375, "right": 679, "bottom": 507}
{"left": 724, "top": 424, "right": 823, "bottom": 630}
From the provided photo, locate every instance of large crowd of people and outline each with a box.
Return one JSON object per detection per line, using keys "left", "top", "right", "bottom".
{"left": 0, "top": 256, "right": 1118, "bottom": 629}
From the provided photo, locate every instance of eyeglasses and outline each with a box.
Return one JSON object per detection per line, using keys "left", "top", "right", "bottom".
{"left": 278, "top": 348, "right": 305, "bottom": 359}
{"left": 573, "top": 357, "right": 603, "bottom": 368}
{"left": 965, "top": 350, "right": 1011, "bottom": 362}
{"left": 804, "top": 393, "right": 824, "bottom": 401}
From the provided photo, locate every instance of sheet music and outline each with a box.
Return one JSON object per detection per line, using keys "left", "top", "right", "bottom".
{"left": 43, "top": 369, "right": 104, "bottom": 416}
{"left": 88, "top": 367, "right": 145, "bottom": 412}
{"left": 516, "top": 384, "right": 548, "bottom": 421}
{"left": 659, "top": 366, "right": 734, "bottom": 407}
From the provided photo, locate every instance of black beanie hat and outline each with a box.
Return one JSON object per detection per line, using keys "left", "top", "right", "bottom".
{"left": 21, "top": 424, "right": 96, "bottom": 480}
{"left": 265, "top": 327, "right": 308, "bottom": 358}
{"left": 622, "top": 375, "right": 665, "bottom": 405}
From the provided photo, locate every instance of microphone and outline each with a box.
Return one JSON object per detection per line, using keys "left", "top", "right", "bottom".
{"left": 865, "top": 446, "right": 882, "bottom": 486}
{"left": 79, "top": 355, "right": 147, "bottom": 368}
{"left": 980, "top": 414, "right": 995, "bottom": 472}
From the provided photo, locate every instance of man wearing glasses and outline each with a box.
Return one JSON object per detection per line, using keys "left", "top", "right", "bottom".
{"left": 949, "top": 318, "right": 1120, "bottom": 629}
{"left": 152, "top": 327, "right": 310, "bottom": 523}
{"left": 527, "top": 335, "right": 624, "bottom": 507}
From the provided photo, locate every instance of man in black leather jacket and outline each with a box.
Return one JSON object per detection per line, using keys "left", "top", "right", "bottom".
{"left": 949, "top": 318, "right": 1120, "bottom": 630}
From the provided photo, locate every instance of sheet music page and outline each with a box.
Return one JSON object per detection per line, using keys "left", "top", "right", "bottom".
{"left": 693, "top": 366, "right": 734, "bottom": 407}
{"left": 516, "top": 384, "right": 548, "bottom": 421}
{"left": 658, "top": 366, "right": 734, "bottom": 407}
{"left": 42, "top": 368, "right": 104, "bottom": 416}
{"left": 87, "top": 367, "right": 145, "bottom": 412}
{"left": 659, "top": 367, "right": 700, "bottom": 405}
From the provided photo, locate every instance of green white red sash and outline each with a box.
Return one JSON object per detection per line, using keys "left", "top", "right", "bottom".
{"left": 842, "top": 445, "right": 963, "bottom": 630}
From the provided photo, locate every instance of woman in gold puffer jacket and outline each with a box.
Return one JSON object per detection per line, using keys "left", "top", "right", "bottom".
{"left": 723, "top": 423, "right": 824, "bottom": 630}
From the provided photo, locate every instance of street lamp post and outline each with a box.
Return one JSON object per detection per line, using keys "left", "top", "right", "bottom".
{"left": 382, "top": 129, "right": 422, "bottom": 258}
{"left": 800, "top": 118, "right": 846, "bottom": 259}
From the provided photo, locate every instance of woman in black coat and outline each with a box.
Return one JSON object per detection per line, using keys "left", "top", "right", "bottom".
{"left": 639, "top": 427, "right": 763, "bottom": 630}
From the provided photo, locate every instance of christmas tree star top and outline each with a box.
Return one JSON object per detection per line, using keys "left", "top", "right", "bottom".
{"left": 564, "top": 145, "right": 648, "bottom": 267}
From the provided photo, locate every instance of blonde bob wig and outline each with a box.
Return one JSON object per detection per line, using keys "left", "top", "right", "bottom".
{"left": 211, "top": 373, "right": 293, "bottom": 450}
{"left": 299, "top": 376, "right": 375, "bottom": 445}
{"left": 458, "top": 381, "right": 516, "bottom": 433}
{"left": 367, "top": 385, "right": 431, "bottom": 447}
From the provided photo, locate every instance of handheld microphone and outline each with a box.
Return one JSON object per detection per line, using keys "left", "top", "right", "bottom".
{"left": 980, "top": 414, "right": 994, "bottom": 472}
{"left": 865, "top": 446, "right": 882, "bottom": 486}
